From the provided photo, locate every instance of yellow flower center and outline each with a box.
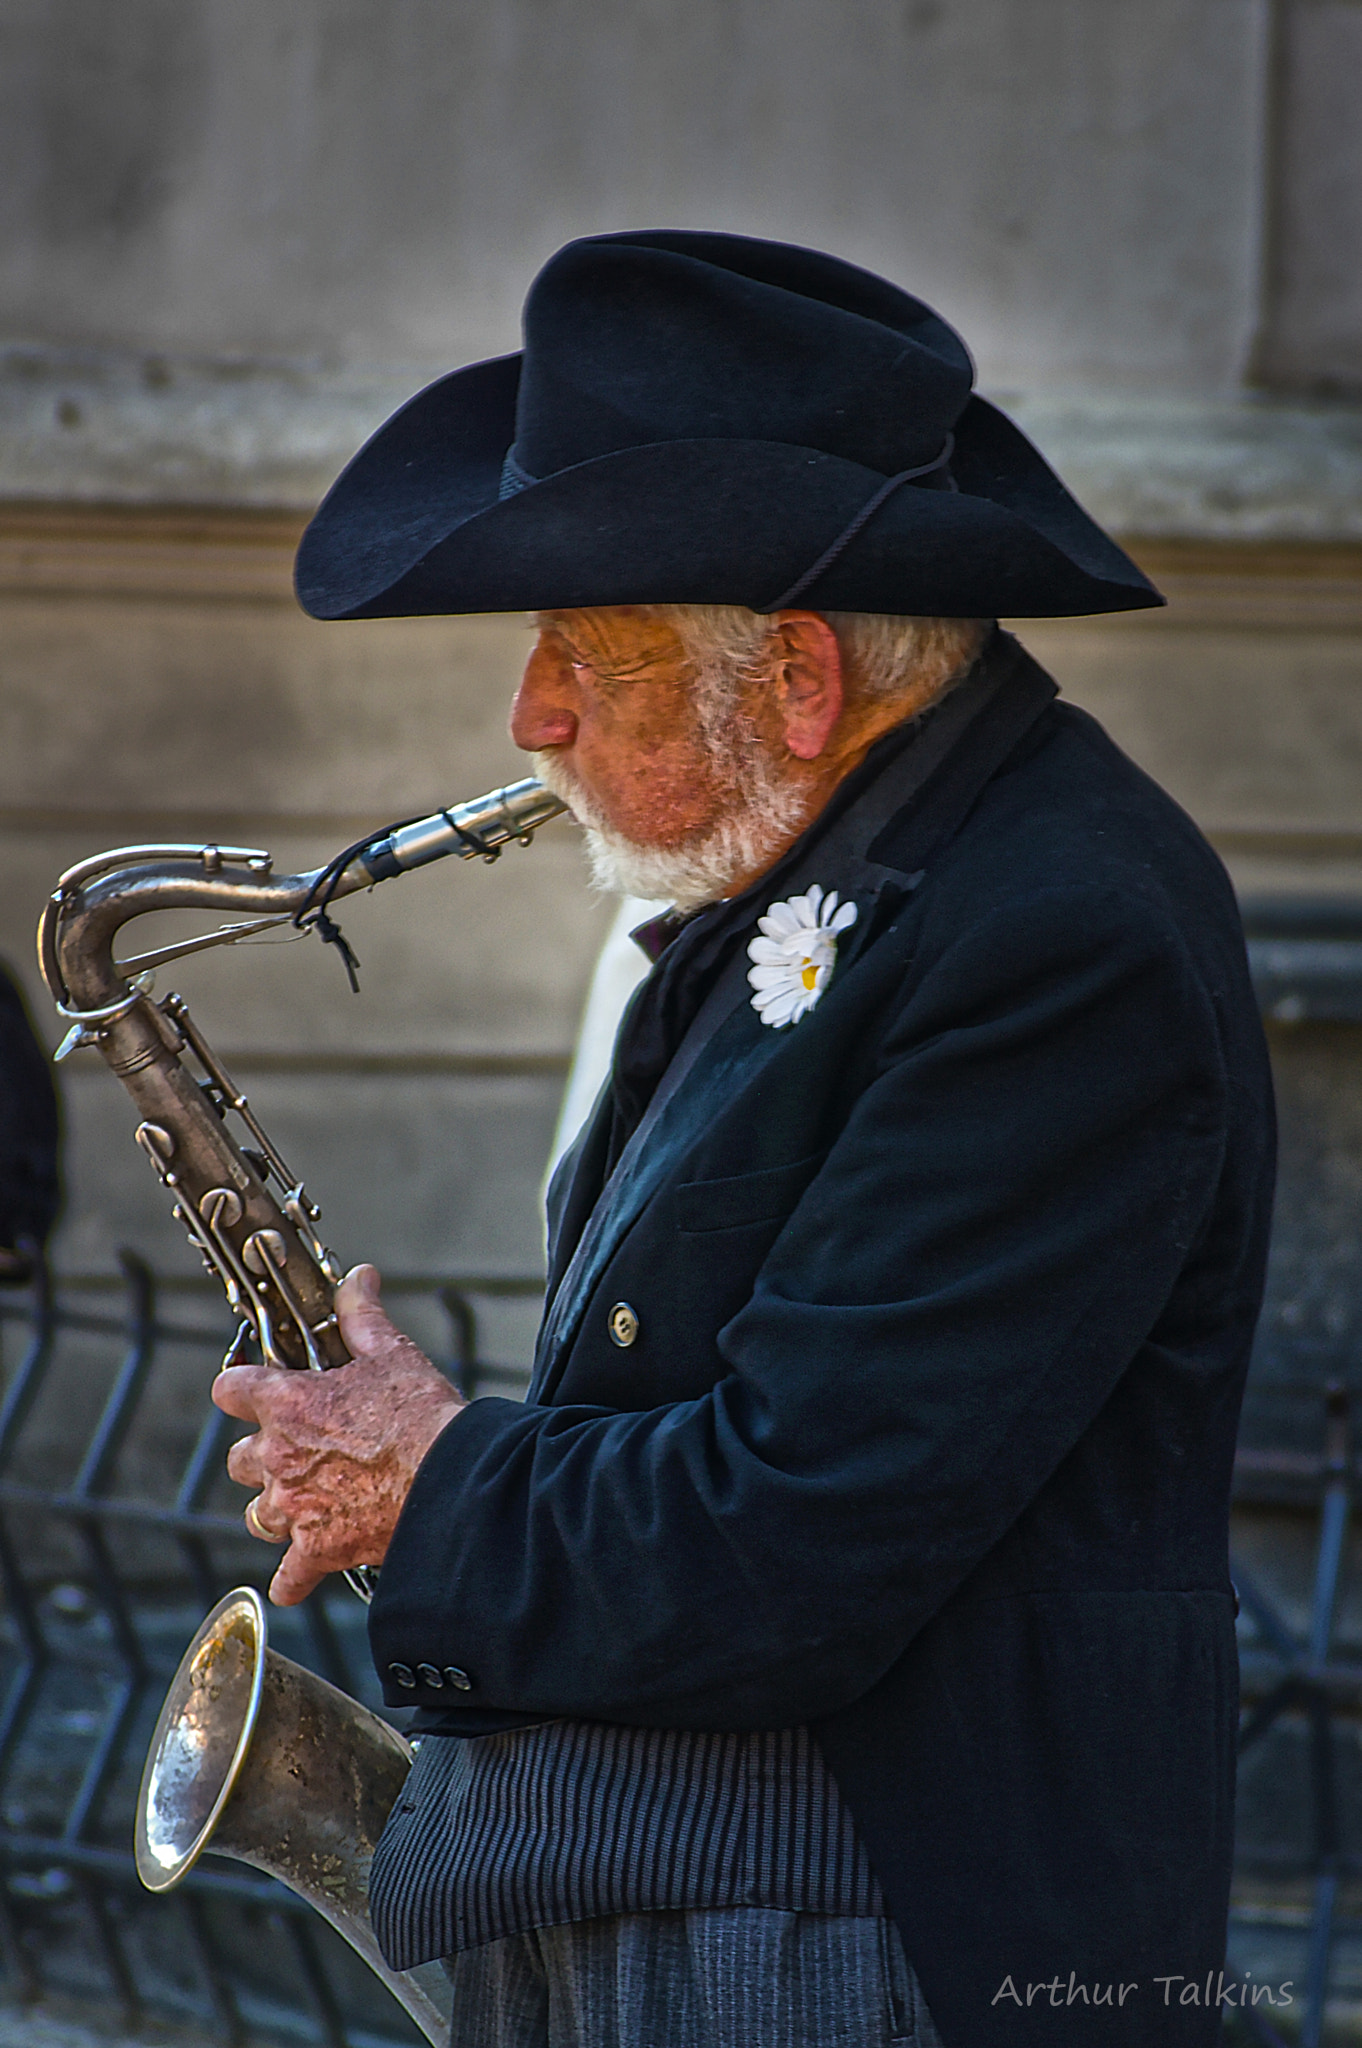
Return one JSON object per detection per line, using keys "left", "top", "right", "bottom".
{"left": 801, "top": 962, "right": 819, "bottom": 990}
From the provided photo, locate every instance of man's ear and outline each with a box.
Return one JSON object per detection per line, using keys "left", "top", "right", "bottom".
{"left": 770, "top": 612, "right": 844, "bottom": 761}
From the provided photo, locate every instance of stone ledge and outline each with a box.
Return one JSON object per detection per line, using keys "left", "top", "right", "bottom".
{"left": 1, "top": 347, "right": 1360, "bottom": 540}
{"left": 1005, "top": 392, "right": 1362, "bottom": 544}
{"left": 0, "top": 502, "right": 305, "bottom": 601}
{"left": 1, "top": 502, "right": 1360, "bottom": 619}
{"left": 0, "top": 347, "right": 416, "bottom": 514}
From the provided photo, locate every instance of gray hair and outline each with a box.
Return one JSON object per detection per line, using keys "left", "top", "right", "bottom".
{"left": 658, "top": 605, "right": 991, "bottom": 709}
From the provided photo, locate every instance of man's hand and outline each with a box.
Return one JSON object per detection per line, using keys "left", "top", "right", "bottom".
{"left": 212, "top": 1263, "right": 465, "bottom": 1605}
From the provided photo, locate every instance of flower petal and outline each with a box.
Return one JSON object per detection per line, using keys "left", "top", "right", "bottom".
{"left": 830, "top": 901, "right": 858, "bottom": 933}
{"left": 761, "top": 902, "right": 801, "bottom": 938}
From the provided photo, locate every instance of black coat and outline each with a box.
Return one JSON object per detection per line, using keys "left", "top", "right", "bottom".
{"left": 370, "top": 636, "right": 1275, "bottom": 2047}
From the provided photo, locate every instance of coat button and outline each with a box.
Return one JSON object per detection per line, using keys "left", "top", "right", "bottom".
{"left": 388, "top": 1662, "right": 417, "bottom": 1689}
{"left": 444, "top": 1666, "right": 474, "bottom": 1692}
{"left": 416, "top": 1663, "right": 445, "bottom": 1689}
{"left": 608, "top": 1301, "right": 639, "bottom": 1348}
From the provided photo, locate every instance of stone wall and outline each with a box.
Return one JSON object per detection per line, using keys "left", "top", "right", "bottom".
{"left": 0, "top": 0, "right": 1279, "bottom": 387}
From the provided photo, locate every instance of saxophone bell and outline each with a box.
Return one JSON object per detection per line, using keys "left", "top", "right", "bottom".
{"left": 136, "top": 1587, "right": 453, "bottom": 2046}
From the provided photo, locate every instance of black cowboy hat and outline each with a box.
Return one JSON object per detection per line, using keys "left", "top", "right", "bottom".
{"left": 295, "top": 230, "right": 1161, "bottom": 622}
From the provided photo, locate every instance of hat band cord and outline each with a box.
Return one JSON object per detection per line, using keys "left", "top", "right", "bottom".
{"left": 760, "top": 433, "right": 957, "bottom": 613}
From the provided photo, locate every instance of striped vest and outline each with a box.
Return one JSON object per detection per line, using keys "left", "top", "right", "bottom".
{"left": 370, "top": 1717, "right": 884, "bottom": 1967}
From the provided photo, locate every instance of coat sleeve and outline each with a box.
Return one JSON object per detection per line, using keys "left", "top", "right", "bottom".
{"left": 369, "top": 884, "right": 1231, "bottom": 1726}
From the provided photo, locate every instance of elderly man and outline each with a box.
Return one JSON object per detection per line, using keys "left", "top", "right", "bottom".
{"left": 214, "top": 233, "right": 1275, "bottom": 2048}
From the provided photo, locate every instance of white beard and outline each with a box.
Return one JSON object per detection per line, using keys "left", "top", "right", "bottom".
{"left": 532, "top": 749, "right": 809, "bottom": 915}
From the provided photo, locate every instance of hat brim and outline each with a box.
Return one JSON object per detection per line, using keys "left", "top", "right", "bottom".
{"left": 295, "top": 353, "right": 1161, "bottom": 622}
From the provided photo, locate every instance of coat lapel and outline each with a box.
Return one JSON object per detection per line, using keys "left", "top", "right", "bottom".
{"left": 531, "top": 633, "right": 1058, "bottom": 1400}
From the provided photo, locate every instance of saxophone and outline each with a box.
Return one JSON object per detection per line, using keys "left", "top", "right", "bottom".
{"left": 38, "top": 777, "right": 566, "bottom": 2042}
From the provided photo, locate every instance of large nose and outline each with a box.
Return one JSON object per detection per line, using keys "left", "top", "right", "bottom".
{"left": 510, "top": 639, "right": 578, "bottom": 753}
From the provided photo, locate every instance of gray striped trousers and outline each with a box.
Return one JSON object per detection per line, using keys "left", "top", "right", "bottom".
{"left": 441, "top": 1907, "right": 947, "bottom": 2047}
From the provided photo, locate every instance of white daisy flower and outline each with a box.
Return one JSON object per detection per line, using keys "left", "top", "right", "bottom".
{"left": 746, "top": 883, "right": 858, "bottom": 1028}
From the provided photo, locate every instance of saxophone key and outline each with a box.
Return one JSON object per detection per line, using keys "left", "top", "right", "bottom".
{"left": 199, "top": 1187, "right": 245, "bottom": 1230}
{"left": 135, "top": 1122, "right": 176, "bottom": 1178}
{"left": 243, "top": 1229, "right": 287, "bottom": 1277}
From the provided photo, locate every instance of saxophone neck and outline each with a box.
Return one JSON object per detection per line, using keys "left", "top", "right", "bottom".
{"left": 38, "top": 776, "right": 567, "bottom": 1013}
{"left": 356, "top": 778, "right": 567, "bottom": 881}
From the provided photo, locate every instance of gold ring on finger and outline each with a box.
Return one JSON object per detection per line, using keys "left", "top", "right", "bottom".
{"left": 245, "top": 1496, "right": 285, "bottom": 1543}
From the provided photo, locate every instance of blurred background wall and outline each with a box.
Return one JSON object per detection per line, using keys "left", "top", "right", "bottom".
{"left": 0, "top": 0, "right": 1358, "bottom": 1321}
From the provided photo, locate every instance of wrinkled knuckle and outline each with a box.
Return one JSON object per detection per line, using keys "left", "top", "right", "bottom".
{"left": 270, "top": 1383, "right": 304, "bottom": 1423}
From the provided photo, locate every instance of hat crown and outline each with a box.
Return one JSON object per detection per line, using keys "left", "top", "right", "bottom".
{"left": 511, "top": 231, "right": 975, "bottom": 484}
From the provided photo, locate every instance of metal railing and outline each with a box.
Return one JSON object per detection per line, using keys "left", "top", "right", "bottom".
{"left": 0, "top": 1255, "right": 539, "bottom": 2046}
{"left": 1242, "top": 895, "right": 1362, "bottom": 1026}
{"left": 1229, "top": 1384, "right": 1362, "bottom": 2048}
{"left": 1, "top": 1286, "right": 1361, "bottom": 2045}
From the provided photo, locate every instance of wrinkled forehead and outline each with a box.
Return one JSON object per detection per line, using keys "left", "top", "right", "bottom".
{"left": 534, "top": 606, "right": 700, "bottom": 680}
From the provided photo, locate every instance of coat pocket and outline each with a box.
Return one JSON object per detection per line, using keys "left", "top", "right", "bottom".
{"left": 675, "top": 1151, "right": 824, "bottom": 1234}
